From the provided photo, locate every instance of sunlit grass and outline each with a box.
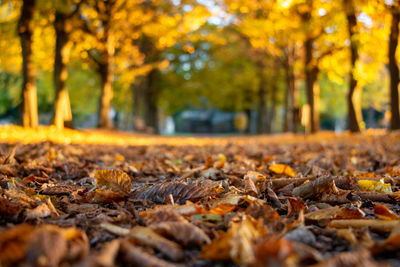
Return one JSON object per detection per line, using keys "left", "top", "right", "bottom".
{"left": 0, "top": 124, "right": 390, "bottom": 147}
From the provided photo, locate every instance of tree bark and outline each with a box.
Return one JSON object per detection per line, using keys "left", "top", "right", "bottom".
{"left": 389, "top": 6, "right": 400, "bottom": 130}
{"left": 18, "top": 0, "right": 38, "bottom": 128}
{"left": 284, "top": 47, "right": 298, "bottom": 132}
{"left": 266, "top": 77, "right": 277, "bottom": 133}
{"left": 53, "top": 11, "right": 73, "bottom": 130}
{"left": 304, "top": 38, "right": 320, "bottom": 133}
{"left": 344, "top": 0, "right": 362, "bottom": 132}
{"left": 257, "top": 63, "right": 267, "bottom": 134}
{"left": 144, "top": 69, "right": 159, "bottom": 133}
{"left": 97, "top": 3, "right": 114, "bottom": 129}
{"left": 283, "top": 78, "right": 289, "bottom": 132}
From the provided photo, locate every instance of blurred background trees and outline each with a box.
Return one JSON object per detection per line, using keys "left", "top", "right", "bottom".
{"left": 0, "top": 0, "right": 399, "bottom": 134}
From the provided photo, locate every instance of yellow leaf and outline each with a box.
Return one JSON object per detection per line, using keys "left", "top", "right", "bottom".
{"left": 357, "top": 179, "right": 392, "bottom": 193}
{"left": 269, "top": 164, "right": 295, "bottom": 177}
{"left": 94, "top": 170, "right": 132, "bottom": 196}
{"left": 215, "top": 153, "right": 226, "bottom": 169}
{"left": 115, "top": 154, "right": 125, "bottom": 161}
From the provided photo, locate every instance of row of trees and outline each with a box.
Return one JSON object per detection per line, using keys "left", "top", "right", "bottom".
{"left": 4, "top": 0, "right": 208, "bottom": 131}
{"left": 225, "top": 0, "right": 400, "bottom": 133}
{"left": 1, "top": 0, "right": 400, "bottom": 133}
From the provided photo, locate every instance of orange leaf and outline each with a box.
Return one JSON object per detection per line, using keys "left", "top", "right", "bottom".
{"left": 209, "top": 204, "right": 237, "bottom": 216}
{"left": 374, "top": 204, "right": 399, "bottom": 221}
{"left": 334, "top": 207, "right": 365, "bottom": 220}
{"left": 269, "top": 164, "right": 295, "bottom": 177}
{"left": 215, "top": 154, "right": 226, "bottom": 169}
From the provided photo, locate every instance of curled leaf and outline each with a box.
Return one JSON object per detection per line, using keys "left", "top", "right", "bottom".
{"left": 25, "top": 198, "right": 59, "bottom": 220}
{"left": 374, "top": 204, "right": 399, "bottom": 221}
{"left": 130, "top": 226, "right": 184, "bottom": 261}
{"left": 244, "top": 171, "right": 266, "bottom": 182}
{"left": 100, "top": 223, "right": 130, "bottom": 236}
{"left": 150, "top": 221, "right": 211, "bottom": 246}
{"left": 334, "top": 207, "right": 365, "bottom": 220}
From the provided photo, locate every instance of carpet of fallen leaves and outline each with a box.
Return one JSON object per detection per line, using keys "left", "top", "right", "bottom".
{"left": 0, "top": 127, "right": 400, "bottom": 266}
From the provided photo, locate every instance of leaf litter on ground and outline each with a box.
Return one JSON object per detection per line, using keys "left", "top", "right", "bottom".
{"left": 0, "top": 132, "right": 400, "bottom": 266}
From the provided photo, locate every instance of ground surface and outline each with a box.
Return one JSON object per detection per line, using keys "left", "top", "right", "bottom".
{"left": 0, "top": 126, "right": 400, "bottom": 266}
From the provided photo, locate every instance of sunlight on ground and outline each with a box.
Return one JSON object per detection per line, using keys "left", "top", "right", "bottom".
{"left": 0, "top": 125, "right": 388, "bottom": 146}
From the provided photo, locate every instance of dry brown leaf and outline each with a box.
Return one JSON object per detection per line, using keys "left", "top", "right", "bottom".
{"left": 150, "top": 221, "right": 211, "bottom": 246}
{"left": 244, "top": 171, "right": 266, "bottom": 182}
{"left": 120, "top": 240, "right": 176, "bottom": 267}
{"left": 337, "top": 229, "right": 358, "bottom": 246}
{"left": 91, "top": 240, "right": 120, "bottom": 267}
{"left": 328, "top": 219, "right": 398, "bottom": 232}
{"left": 25, "top": 202, "right": 53, "bottom": 220}
{"left": 94, "top": 169, "right": 132, "bottom": 196}
{"left": 25, "top": 225, "right": 68, "bottom": 267}
{"left": 229, "top": 216, "right": 268, "bottom": 265}
{"left": 133, "top": 181, "right": 212, "bottom": 204}
{"left": 130, "top": 226, "right": 184, "bottom": 261}
{"left": 244, "top": 175, "right": 258, "bottom": 196}
{"left": 254, "top": 235, "right": 295, "bottom": 266}
{"left": 305, "top": 206, "right": 340, "bottom": 221}
{"left": 201, "top": 230, "right": 232, "bottom": 261}
{"left": 141, "top": 208, "right": 188, "bottom": 225}
{"left": 202, "top": 215, "right": 267, "bottom": 265}
{"left": 77, "top": 188, "right": 126, "bottom": 203}
{"left": 0, "top": 224, "right": 33, "bottom": 265}
{"left": 312, "top": 249, "right": 385, "bottom": 267}
{"left": 0, "top": 188, "right": 38, "bottom": 218}
{"left": 100, "top": 223, "right": 130, "bottom": 236}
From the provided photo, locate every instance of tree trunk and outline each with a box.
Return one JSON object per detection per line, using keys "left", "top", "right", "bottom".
{"left": 98, "top": 61, "right": 114, "bottom": 129}
{"left": 257, "top": 66, "right": 267, "bottom": 134}
{"left": 97, "top": 9, "right": 114, "bottom": 129}
{"left": 304, "top": 38, "right": 319, "bottom": 133}
{"left": 266, "top": 79, "right": 277, "bottom": 133}
{"left": 53, "top": 11, "right": 73, "bottom": 130}
{"left": 389, "top": 6, "right": 400, "bottom": 130}
{"left": 344, "top": 0, "right": 362, "bottom": 133}
{"left": 283, "top": 80, "right": 289, "bottom": 132}
{"left": 290, "top": 47, "right": 300, "bottom": 133}
{"left": 144, "top": 69, "right": 159, "bottom": 133}
{"left": 18, "top": 0, "right": 38, "bottom": 128}
{"left": 284, "top": 47, "right": 297, "bottom": 132}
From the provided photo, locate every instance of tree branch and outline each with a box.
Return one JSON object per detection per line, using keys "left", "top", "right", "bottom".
{"left": 68, "top": 0, "right": 85, "bottom": 19}
{"left": 87, "top": 49, "right": 102, "bottom": 69}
